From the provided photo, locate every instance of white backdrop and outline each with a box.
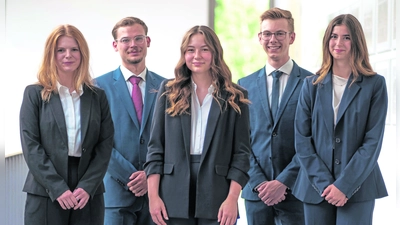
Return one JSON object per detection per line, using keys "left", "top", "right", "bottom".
{"left": 4, "top": 0, "right": 210, "bottom": 156}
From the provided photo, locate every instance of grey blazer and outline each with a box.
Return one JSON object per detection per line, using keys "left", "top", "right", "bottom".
{"left": 20, "top": 84, "right": 114, "bottom": 201}
{"left": 144, "top": 79, "right": 251, "bottom": 219}
{"left": 293, "top": 73, "right": 388, "bottom": 203}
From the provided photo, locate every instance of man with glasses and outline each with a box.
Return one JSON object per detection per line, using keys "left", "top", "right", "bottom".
{"left": 95, "top": 16, "right": 165, "bottom": 225}
{"left": 238, "top": 7, "right": 312, "bottom": 225}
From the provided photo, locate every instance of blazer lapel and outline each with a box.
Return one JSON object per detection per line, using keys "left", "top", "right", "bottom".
{"left": 141, "top": 71, "right": 158, "bottom": 132}
{"left": 79, "top": 86, "right": 91, "bottom": 144}
{"left": 201, "top": 90, "right": 227, "bottom": 159}
{"left": 49, "top": 94, "right": 68, "bottom": 145}
{"left": 256, "top": 68, "right": 274, "bottom": 122}
{"left": 181, "top": 110, "right": 191, "bottom": 158}
{"left": 112, "top": 69, "right": 140, "bottom": 129}
{"left": 274, "top": 63, "right": 302, "bottom": 126}
{"left": 319, "top": 72, "right": 334, "bottom": 136}
{"left": 336, "top": 74, "right": 362, "bottom": 124}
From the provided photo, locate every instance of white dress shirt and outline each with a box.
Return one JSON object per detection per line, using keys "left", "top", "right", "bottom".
{"left": 265, "top": 58, "right": 293, "bottom": 106}
{"left": 190, "top": 80, "right": 214, "bottom": 155}
{"left": 119, "top": 65, "right": 147, "bottom": 101}
{"left": 332, "top": 74, "right": 348, "bottom": 126}
{"left": 57, "top": 82, "right": 83, "bottom": 157}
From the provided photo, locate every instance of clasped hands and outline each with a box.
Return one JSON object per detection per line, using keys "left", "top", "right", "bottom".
{"left": 257, "top": 180, "right": 287, "bottom": 206}
{"left": 322, "top": 184, "right": 348, "bottom": 207}
{"left": 127, "top": 171, "right": 148, "bottom": 197}
{"left": 56, "top": 188, "right": 89, "bottom": 210}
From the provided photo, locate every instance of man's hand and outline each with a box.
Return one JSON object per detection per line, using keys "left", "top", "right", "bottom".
{"left": 127, "top": 171, "right": 148, "bottom": 196}
{"left": 257, "top": 180, "right": 287, "bottom": 206}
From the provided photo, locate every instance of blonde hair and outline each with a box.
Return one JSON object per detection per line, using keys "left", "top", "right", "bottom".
{"left": 164, "top": 25, "right": 250, "bottom": 116}
{"left": 37, "top": 24, "right": 93, "bottom": 101}
{"left": 315, "top": 14, "right": 375, "bottom": 85}
{"left": 260, "top": 7, "right": 294, "bottom": 33}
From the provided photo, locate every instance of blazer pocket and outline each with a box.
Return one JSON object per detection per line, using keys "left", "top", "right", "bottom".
{"left": 163, "top": 164, "right": 174, "bottom": 175}
{"left": 215, "top": 165, "right": 229, "bottom": 176}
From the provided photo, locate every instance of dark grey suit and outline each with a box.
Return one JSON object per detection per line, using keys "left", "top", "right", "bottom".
{"left": 20, "top": 84, "right": 114, "bottom": 225}
{"left": 144, "top": 80, "right": 251, "bottom": 220}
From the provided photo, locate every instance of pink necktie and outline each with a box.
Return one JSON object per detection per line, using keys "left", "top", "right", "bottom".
{"left": 129, "top": 76, "right": 143, "bottom": 125}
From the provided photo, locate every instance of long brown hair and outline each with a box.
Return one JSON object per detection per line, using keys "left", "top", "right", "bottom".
{"left": 37, "top": 24, "right": 93, "bottom": 102}
{"left": 315, "top": 14, "right": 375, "bottom": 85}
{"left": 164, "top": 25, "right": 250, "bottom": 116}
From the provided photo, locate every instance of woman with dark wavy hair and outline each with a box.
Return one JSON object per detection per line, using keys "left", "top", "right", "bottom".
{"left": 293, "top": 14, "right": 388, "bottom": 225}
{"left": 145, "top": 25, "right": 251, "bottom": 225}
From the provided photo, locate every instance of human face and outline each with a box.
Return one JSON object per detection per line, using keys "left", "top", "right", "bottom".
{"left": 259, "top": 18, "right": 294, "bottom": 66}
{"left": 55, "top": 36, "right": 81, "bottom": 77}
{"left": 185, "top": 33, "right": 212, "bottom": 77}
{"left": 113, "top": 24, "right": 150, "bottom": 68}
{"left": 329, "top": 25, "right": 351, "bottom": 62}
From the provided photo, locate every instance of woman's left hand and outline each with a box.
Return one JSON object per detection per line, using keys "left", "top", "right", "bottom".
{"left": 218, "top": 197, "right": 238, "bottom": 225}
{"left": 73, "top": 188, "right": 90, "bottom": 210}
{"left": 322, "top": 184, "right": 348, "bottom": 207}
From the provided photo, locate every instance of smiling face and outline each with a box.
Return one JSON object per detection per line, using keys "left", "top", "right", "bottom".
{"left": 55, "top": 36, "right": 81, "bottom": 77}
{"left": 259, "top": 18, "right": 295, "bottom": 67}
{"left": 184, "top": 33, "right": 213, "bottom": 77}
{"left": 113, "top": 24, "right": 150, "bottom": 69}
{"left": 329, "top": 25, "right": 352, "bottom": 63}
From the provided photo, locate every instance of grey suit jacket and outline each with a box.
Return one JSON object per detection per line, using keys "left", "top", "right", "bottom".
{"left": 95, "top": 67, "right": 165, "bottom": 207}
{"left": 293, "top": 72, "right": 388, "bottom": 203}
{"left": 20, "top": 84, "right": 114, "bottom": 201}
{"left": 238, "top": 61, "right": 312, "bottom": 201}
{"left": 144, "top": 79, "right": 251, "bottom": 219}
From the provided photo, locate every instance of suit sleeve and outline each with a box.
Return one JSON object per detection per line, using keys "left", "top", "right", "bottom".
{"left": 95, "top": 78, "right": 139, "bottom": 190}
{"left": 334, "top": 76, "right": 388, "bottom": 198}
{"left": 295, "top": 78, "right": 335, "bottom": 195}
{"left": 227, "top": 90, "right": 251, "bottom": 188}
{"left": 237, "top": 79, "right": 267, "bottom": 191}
{"left": 20, "top": 86, "right": 69, "bottom": 201}
{"left": 76, "top": 89, "right": 114, "bottom": 197}
{"left": 144, "top": 80, "right": 167, "bottom": 176}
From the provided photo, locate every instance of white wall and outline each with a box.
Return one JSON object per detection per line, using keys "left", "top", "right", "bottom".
{"left": 1, "top": 0, "right": 6, "bottom": 222}
{"left": 5, "top": 0, "right": 210, "bottom": 156}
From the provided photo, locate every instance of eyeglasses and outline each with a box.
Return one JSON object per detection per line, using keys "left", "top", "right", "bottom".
{"left": 259, "top": 31, "right": 290, "bottom": 41}
{"left": 115, "top": 35, "right": 147, "bottom": 45}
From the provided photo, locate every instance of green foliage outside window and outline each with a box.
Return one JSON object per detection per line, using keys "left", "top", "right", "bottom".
{"left": 214, "top": 0, "right": 270, "bottom": 82}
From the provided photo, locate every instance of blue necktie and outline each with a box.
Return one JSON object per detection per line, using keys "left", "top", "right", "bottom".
{"left": 271, "top": 70, "right": 283, "bottom": 121}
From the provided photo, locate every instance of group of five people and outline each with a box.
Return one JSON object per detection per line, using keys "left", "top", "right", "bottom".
{"left": 19, "top": 6, "right": 388, "bottom": 225}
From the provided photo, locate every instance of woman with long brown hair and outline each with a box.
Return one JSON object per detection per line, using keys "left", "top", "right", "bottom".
{"left": 145, "top": 25, "right": 251, "bottom": 225}
{"left": 293, "top": 14, "right": 388, "bottom": 225}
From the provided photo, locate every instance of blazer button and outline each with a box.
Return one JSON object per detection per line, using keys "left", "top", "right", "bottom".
{"left": 335, "top": 138, "right": 341, "bottom": 143}
{"left": 335, "top": 159, "right": 340, "bottom": 164}
{"left": 82, "top": 148, "right": 86, "bottom": 152}
{"left": 272, "top": 132, "right": 277, "bottom": 137}
{"left": 140, "top": 138, "right": 144, "bottom": 144}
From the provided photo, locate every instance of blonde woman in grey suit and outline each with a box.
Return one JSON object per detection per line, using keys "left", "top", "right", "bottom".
{"left": 20, "top": 24, "right": 114, "bottom": 225}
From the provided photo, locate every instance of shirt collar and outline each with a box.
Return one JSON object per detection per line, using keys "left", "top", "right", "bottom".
{"left": 56, "top": 81, "right": 83, "bottom": 96}
{"left": 191, "top": 78, "right": 215, "bottom": 94}
{"left": 265, "top": 58, "right": 293, "bottom": 76}
{"left": 120, "top": 65, "right": 147, "bottom": 82}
